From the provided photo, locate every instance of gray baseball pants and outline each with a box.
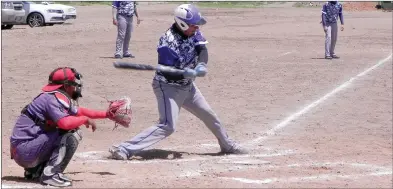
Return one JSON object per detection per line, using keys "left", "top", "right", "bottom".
{"left": 115, "top": 79, "right": 236, "bottom": 156}
{"left": 115, "top": 14, "right": 133, "bottom": 56}
{"left": 325, "top": 22, "right": 338, "bottom": 57}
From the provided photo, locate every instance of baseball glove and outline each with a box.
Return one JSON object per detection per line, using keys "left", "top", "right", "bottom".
{"left": 106, "top": 96, "right": 132, "bottom": 130}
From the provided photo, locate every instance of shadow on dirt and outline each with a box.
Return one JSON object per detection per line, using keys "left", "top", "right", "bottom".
{"left": 99, "top": 56, "right": 116, "bottom": 59}
{"left": 1, "top": 176, "right": 34, "bottom": 183}
{"left": 2, "top": 28, "right": 26, "bottom": 31}
{"left": 91, "top": 171, "right": 116, "bottom": 176}
{"left": 68, "top": 171, "right": 116, "bottom": 176}
{"left": 105, "top": 149, "right": 226, "bottom": 161}
{"left": 2, "top": 175, "right": 84, "bottom": 184}
{"left": 99, "top": 56, "right": 135, "bottom": 59}
{"left": 311, "top": 57, "right": 330, "bottom": 60}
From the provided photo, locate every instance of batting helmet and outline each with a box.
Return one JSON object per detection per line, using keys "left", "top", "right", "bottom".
{"left": 174, "top": 4, "right": 206, "bottom": 31}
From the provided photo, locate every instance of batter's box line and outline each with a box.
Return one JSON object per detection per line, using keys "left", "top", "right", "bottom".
{"left": 218, "top": 160, "right": 393, "bottom": 185}
{"left": 219, "top": 170, "right": 392, "bottom": 185}
{"left": 75, "top": 149, "right": 295, "bottom": 164}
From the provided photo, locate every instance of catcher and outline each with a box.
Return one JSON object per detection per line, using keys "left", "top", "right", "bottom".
{"left": 9, "top": 67, "right": 131, "bottom": 187}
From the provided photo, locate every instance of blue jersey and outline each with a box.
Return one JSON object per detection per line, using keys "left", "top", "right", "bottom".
{"left": 112, "top": 1, "right": 136, "bottom": 17}
{"left": 322, "top": 2, "right": 343, "bottom": 24}
{"left": 154, "top": 24, "right": 208, "bottom": 85}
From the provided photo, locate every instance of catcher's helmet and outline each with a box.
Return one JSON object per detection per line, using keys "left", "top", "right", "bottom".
{"left": 174, "top": 4, "right": 206, "bottom": 31}
{"left": 42, "top": 67, "right": 83, "bottom": 99}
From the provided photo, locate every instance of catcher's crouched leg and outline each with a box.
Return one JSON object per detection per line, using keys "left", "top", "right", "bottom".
{"left": 40, "top": 129, "right": 82, "bottom": 187}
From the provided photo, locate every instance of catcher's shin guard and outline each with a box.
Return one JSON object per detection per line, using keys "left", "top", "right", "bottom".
{"left": 41, "top": 129, "right": 82, "bottom": 185}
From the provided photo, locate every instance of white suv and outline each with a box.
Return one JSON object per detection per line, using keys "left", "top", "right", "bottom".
{"left": 1, "top": 1, "right": 77, "bottom": 29}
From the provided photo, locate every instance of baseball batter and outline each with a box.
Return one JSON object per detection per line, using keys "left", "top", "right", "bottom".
{"left": 109, "top": 4, "right": 248, "bottom": 160}
{"left": 321, "top": 1, "right": 344, "bottom": 59}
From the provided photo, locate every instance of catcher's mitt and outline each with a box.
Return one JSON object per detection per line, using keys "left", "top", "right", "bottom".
{"left": 107, "top": 96, "right": 132, "bottom": 130}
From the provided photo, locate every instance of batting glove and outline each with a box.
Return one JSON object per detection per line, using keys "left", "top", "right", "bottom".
{"left": 195, "top": 62, "right": 207, "bottom": 77}
{"left": 183, "top": 68, "right": 197, "bottom": 79}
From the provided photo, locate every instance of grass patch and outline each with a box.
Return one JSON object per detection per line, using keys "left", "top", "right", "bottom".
{"left": 292, "top": 2, "right": 324, "bottom": 8}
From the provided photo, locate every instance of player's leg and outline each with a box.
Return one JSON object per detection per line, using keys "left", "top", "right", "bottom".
{"left": 122, "top": 16, "right": 134, "bottom": 58}
{"left": 330, "top": 22, "right": 339, "bottom": 58}
{"left": 114, "top": 14, "right": 127, "bottom": 58}
{"left": 110, "top": 80, "right": 190, "bottom": 160}
{"left": 40, "top": 129, "right": 82, "bottom": 187}
{"left": 325, "top": 23, "right": 332, "bottom": 59}
{"left": 182, "top": 83, "right": 248, "bottom": 154}
{"left": 11, "top": 131, "right": 62, "bottom": 180}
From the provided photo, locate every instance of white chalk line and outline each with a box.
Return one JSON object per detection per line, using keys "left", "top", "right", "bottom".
{"left": 218, "top": 160, "right": 393, "bottom": 185}
{"left": 75, "top": 149, "right": 294, "bottom": 164}
{"left": 219, "top": 170, "right": 392, "bottom": 185}
{"left": 248, "top": 53, "right": 393, "bottom": 146}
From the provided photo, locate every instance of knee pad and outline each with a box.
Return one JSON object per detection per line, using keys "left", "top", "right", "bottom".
{"left": 43, "top": 130, "right": 82, "bottom": 176}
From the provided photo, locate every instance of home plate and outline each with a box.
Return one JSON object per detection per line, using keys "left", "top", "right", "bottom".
{"left": 218, "top": 159, "right": 270, "bottom": 165}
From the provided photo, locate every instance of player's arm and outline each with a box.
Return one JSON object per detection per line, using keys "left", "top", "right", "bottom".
{"left": 339, "top": 5, "right": 344, "bottom": 25}
{"left": 76, "top": 107, "right": 107, "bottom": 119}
{"left": 321, "top": 4, "right": 327, "bottom": 27}
{"left": 112, "top": 1, "right": 119, "bottom": 24}
{"left": 194, "top": 31, "right": 209, "bottom": 77}
{"left": 45, "top": 97, "right": 94, "bottom": 131}
{"left": 134, "top": 2, "right": 140, "bottom": 19}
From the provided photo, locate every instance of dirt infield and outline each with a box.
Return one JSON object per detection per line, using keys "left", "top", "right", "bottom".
{"left": 1, "top": 4, "right": 392, "bottom": 188}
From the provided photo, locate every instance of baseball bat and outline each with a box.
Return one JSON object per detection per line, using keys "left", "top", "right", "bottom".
{"left": 113, "top": 62, "right": 185, "bottom": 76}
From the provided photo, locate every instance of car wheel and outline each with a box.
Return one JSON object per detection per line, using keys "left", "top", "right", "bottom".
{"left": 1, "top": 24, "right": 14, "bottom": 30}
{"left": 27, "top": 13, "right": 45, "bottom": 28}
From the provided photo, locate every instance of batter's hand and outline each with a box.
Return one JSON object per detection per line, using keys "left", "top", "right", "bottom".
{"left": 113, "top": 19, "right": 117, "bottom": 26}
{"left": 183, "top": 68, "right": 197, "bottom": 79}
{"left": 340, "top": 25, "right": 344, "bottom": 31}
{"left": 84, "top": 118, "right": 97, "bottom": 132}
{"left": 195, "top": 63, "right": 207, "bottom": 77}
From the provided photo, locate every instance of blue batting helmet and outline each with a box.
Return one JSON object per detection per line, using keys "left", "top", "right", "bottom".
{"left": 174, "top": 4, "right": 207, "bottom": 31}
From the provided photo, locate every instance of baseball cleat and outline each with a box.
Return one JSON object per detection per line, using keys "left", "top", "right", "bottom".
{"left": 114, "top": 54, "right": 122, "bottom": 59}
{"left": 40, "top": 173, "right": 72, "bottom": 187}
{"left": 325, "top": 56, "right": 332, "bottom": 60}
{"left": 331, "top": 55, "right": 340, "bottom": 59}
{"left": 123, "top": 53, "right": 135, "bottom": 58}
{"left": 221, "top": 146, "right": 249, "bottom": 155}
{"left": 58, "top": 173, "right": 72, "bottom": 182}
{"left": 109, "top": 146, "right": 128, "bottom": 160}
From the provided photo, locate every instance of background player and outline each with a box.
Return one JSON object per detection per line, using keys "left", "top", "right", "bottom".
{"left": 112, "top": 1, "right": 142, "bottom": 59}
{"left": 322, "top": 0, "right": 344, "bottom": 59}
{"left": 10, "top": 67, "right": 127, "bottom": 187}
{"left": 109, "top": 4, "right": 248, "bottom": 160}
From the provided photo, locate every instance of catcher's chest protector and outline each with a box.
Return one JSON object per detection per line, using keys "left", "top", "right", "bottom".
{"left": 21, "top": 91, "right": 78, "bottom": 130}
{"left": 51, "top": 91, "right": 77, "bottom": 114}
